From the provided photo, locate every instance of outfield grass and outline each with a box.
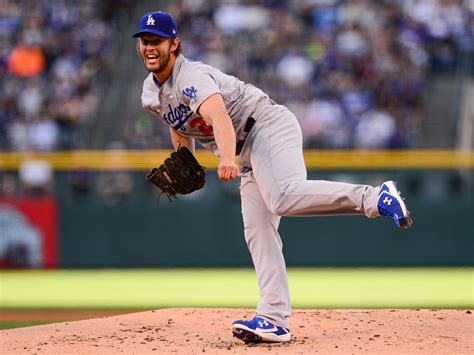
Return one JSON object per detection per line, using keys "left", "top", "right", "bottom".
{"left": 0, "top": 268, "right": 473, "bottom": 310}
{"left": 0, "top": 321, "right": 54, "bottom": 330}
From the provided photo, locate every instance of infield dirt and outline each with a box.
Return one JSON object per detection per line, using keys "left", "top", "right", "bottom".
{"left": 1, "top": 308, "right": 472, "bottom": 354}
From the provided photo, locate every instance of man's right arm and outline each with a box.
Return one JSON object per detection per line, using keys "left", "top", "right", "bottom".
{"left": 170, "top": 127, "right": 195, "bottom": 154}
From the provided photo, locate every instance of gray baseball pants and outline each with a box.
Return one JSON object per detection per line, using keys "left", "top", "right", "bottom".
{"left": 239, "top": 100, "right": 380, "bottom": 329}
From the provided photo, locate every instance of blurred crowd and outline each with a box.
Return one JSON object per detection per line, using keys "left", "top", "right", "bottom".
{"left": 0, "top": 0, "right": 116, "bottom": 152}
{"left": 2, "top": 0, "right": 473, "bottom": 153}
{"left": 1, "top": 0, "right": 472, "bottom": 200}
{"left": 129, "top": 0, "right": 473, "bottom": 150}
{"left": 0, "top": 0, "right": 131, "bottom": 199}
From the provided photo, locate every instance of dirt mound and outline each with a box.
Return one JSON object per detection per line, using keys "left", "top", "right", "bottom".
{"left": 1, "top": 308, "right": 472, "bottom": 354}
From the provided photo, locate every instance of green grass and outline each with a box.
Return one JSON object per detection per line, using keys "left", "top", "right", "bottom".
{"left": 0, "top": 321, "right": 55, "bottom": 330}
{"left": 0, "top": 268, "right": 473, "bottom": 310}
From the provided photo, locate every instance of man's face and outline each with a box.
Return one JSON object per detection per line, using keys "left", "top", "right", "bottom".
{"left": 138, "top": 34, "right": 176, "bottom": 74}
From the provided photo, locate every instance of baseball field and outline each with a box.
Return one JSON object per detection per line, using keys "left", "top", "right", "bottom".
{"left": 1, "top": 267, "right": 473, "bottom": 353}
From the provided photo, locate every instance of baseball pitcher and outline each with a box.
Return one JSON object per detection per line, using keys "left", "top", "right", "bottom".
{"left": 133, "top": 11, "right": 413, "bottom": 344}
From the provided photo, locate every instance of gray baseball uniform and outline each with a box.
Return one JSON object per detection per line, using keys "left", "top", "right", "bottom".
{"left": 142, "top": 55, "right": 380, "bottom": 329}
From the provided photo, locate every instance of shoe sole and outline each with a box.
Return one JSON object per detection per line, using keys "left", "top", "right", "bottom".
{"left": 399, "top": 211, "right": 413, "bottom": 229}
{"left": 232, "top": 327, "right": 262, "bottom": 343}
{"left": 232, "top": 324, "right": 291, "bottom": 343}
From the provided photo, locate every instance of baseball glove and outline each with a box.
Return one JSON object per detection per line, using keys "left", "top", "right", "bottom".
{"left": 145, "top": 147, "right": 205, "bottom": 200}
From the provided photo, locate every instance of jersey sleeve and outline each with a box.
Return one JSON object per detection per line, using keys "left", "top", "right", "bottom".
{"left": 177, "top": 68, "right": 221, "bottom": 114}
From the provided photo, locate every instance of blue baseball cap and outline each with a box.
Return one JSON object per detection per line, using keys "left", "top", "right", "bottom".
{"left": 132, "top": 11, "right": 178, "bottom": 38}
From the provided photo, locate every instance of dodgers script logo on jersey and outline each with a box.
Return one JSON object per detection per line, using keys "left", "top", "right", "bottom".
{"left": 161, "top": 86, "right": 198, "bottom": 130}
{"left": 161, "top": 103, "right": 213, "bottom": 136}
{"left": 162, "top": 103, "right": 193, "bottom": 131}
{"left": 160, "top": 85, "right": 213, "bottom": 136}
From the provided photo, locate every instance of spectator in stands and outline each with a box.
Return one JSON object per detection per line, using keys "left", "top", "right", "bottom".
{"left": 299, "top": 93, "right": 351, "bottom": 149}
{"left": 29, "top": 107, "right": 60, "bottom": 152}
{"left": 18, "top": 159, "right": 54, "bottom": 198}
{"left": 354, "top": 108, "right": 397, "bottom": 149}
{"left": 8, "top": 35, "right": 45, "bottom": 78}
{"left": 7, "top": 116, "right": 30, "bottom": 152}
{"left": 96, "top": 141, "right": 133, "bottom": 206}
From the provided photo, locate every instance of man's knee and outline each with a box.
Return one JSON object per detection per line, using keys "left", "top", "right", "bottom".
{"left": 269, "top": 193, "right": 291, "bottom": 216}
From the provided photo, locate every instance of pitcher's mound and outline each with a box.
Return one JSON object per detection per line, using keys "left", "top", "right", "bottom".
{"left": 1, "top": 308, "right": 472, "bottom": 354}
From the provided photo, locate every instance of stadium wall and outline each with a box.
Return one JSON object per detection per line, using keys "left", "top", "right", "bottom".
{"left": 0, "top": 150, "right": 472, "bottom": 267}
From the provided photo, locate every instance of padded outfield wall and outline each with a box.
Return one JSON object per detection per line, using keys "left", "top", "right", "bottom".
{"left": 1, "top": 150, "right": 473, "bottom": 268}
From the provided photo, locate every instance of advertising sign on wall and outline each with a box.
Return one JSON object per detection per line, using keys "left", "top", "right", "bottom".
{"left": 0, "top": 198, "right": 58, "bottom": 268}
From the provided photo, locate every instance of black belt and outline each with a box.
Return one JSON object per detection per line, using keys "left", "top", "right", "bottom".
{"left": 235, "top": 117, "right": 255, "bottom": 155}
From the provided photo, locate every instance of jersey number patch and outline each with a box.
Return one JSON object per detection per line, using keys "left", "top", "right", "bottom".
{"left": 190, "top": 117, "right": 213, "bottom": 136}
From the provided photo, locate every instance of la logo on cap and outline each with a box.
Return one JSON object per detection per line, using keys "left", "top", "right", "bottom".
{"left": 146, "top": 14, "right": 155, "bottom": 26}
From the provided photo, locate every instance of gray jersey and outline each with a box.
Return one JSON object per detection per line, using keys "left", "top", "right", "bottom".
{"left": 141, "top": 55, "right": 268, "bottom": 154}
{"left": 140, "top": 54, "right": 403, "bottom": 334}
